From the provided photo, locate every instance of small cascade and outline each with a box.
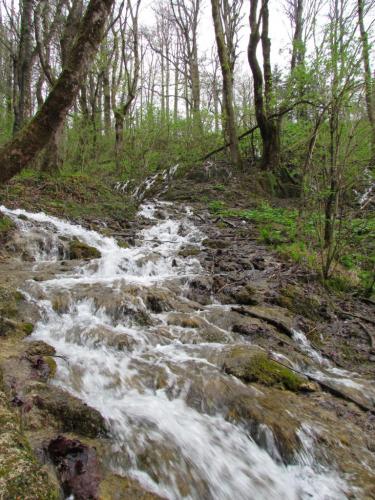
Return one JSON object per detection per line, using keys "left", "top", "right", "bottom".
{"left": 0, "top": 203, "right": 360, "bottom": 499}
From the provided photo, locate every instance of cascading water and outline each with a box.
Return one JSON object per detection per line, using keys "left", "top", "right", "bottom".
{"left": 0, "top": 203, "right": 354, "bottom": 499}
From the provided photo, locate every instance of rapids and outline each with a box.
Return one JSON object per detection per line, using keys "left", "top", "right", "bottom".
{"left": 0, "top": 202, "right": 364, "bottom": 499}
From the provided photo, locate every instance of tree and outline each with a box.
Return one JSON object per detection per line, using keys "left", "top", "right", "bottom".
{"left": 211, "top": 0, "right": 241, "bottom": 167}
{"left": 357, "top": 0, "right": 375, "bottom": 164}
{"left": 170, "top": 0, "right": 202, "bottom": 132}
{"left": 248, "top": 0, "right": 281, "bottom": 170}
{"left": 13, "top": 0, "right": 34, "bottom": 134}
{"left": 113, "top": 0, "right": 141, "bottom": 172}
{"left": 0, "top": 0, "right": 115, "bottom": 184}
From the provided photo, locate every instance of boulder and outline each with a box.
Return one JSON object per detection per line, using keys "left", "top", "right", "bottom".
{"left": 69, "top": 240, "right": 101, "bottom": 260}
{"left": 33, "top": 386, "right": 106, "bottom": 438}
{"left": 223, "top": 345, "right": 306, "bottom": 392}
{"left": 47, "top": 435, "right": 101, "bottom": 500}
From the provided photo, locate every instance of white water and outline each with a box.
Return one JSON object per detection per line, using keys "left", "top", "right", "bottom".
{"left": 0, "top": 203, "right": 350, "bottom": 499}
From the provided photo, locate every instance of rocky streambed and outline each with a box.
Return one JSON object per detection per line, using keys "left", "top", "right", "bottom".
{"left": 0, "top": 201, "right": 374, "bottom": 499}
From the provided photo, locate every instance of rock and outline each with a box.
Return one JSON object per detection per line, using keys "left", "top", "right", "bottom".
{"left": 25, "top": 341, "right": 56, "bottom": 357}
{"left": 178, "top": 245, "right": 200, "bottom": 258}
{"left": 51, "top": 291, "right": 72, "bottom": 313}
{"left": 145, "top": 289, "right": 176, "bottom": 313}
{"left": 0, "top": 390, "right": 59, "bottom": 499}
{"left": 33, "top": 386, "right": 106, "bottom": 438}
{"left": 202, "top": 238, "right": 230, "bottom": 249}
{"left": 232, "top": 285, "right": 259, "bottom": 306}
{"left": 223, "top": 345, "right": 306, "bottom": 392}
{"left": 167, "top": 314, "right": 201, "bottom": 329}
{"left": 47, "top": 435, "right": 101, "bottom": 500}
{"left": 275, "top": 284, "right": 323, "bottom": 321}
{"left": 99, "top": 474, "right": 166, "bottom": 500}
{"left": 28, "top": 355, "right": 57, "bottom": 380}
{"left": 232, "top": 322, "right": 267, "bottom": 337}
{"left": 187, "top": 277, "right": 213, "bottom": 305}
{"left": 69, "top": 240, "right": 101, "bottom": 260}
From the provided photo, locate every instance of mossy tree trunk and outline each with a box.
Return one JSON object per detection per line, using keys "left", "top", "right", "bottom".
{"left": 0, "top": 0, "right": 115, "bottom": 184}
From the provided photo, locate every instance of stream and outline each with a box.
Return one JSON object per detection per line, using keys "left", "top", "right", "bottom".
{"left": 1, "top": 201, "right": 373, "bottom": 499}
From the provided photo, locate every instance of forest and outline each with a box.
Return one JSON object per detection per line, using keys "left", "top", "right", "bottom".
{"left": 0, "top": 0, "right": 374, "bottom": 499}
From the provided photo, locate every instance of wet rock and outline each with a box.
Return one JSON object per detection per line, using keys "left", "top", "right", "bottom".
{"left": 187, "top": 277, "right": 213, "bottom": 305}
{"left": 25, "top": 341, "right": 56, "bottom": 357}
{"left": 69, "top": 240, "right": 101, "bottom": 260}
{"left": 232, "top": 322, "right": 268, "bottom": 337}
{"left": 28, "top": 355, "right": 57, "bottom": 380}
{"left": 167, "top": 313, "right": 201, "bottom": 329}
{"left": 145, "top": 288, "right": 176, "bottom": 313}
{"left": 33, "top": 386, "right": 106, "bottom": 438}
{"left": 185, "top": 375, "right": 301, "bottom": 463}
{"left": 47, "top": 435, "right": 101, "bottom": 500}
{"left": 99, "top": 474, "right": 166, "bottom": 500}
{"left": 223, "top": 345, "right": 306, "bottom": 392}
{"left": 52, "top": 291, "right": 72, "bottom": 314}
{"left": 178, "top": 245, "right": 200, "bottom": 258}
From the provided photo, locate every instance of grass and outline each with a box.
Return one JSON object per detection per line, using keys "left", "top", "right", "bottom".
{"left": 0, "top": 167, "right": 136, "bottom": 223}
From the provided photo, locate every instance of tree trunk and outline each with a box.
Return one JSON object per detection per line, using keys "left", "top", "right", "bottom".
{"left": 40, "top": 0, "right": 84, "bottom": 173}
{"left": 211, "top": 0, "right": 240, "bottom": 167}
{"left": 358, "top": 0, "right": 375, "bottom": 163}
{"left": 0, "top": 0, "right": 115, "bottom": 184}
{"left": 291, "top": 0, "right": 304, "bottom": 71}
{"left": 103, "top": 67, "right": 111, "bottom": 134}
{"left": 13, "top": 0, "right": 33, "bottom": 134}
{"left": 248, "top": 0, "right": 280, "bottom": 170}
{"left": 114, "top": 111, "right": 124, "bottom": 172}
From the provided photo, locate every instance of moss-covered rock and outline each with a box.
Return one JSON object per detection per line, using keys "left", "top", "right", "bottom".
{"left": 223, "top": 346, "right": 305, "bottom": 392}
{"left": 178, "top": 245, "right": 200, "bottom": 258}
{"left": 0, "top": 390, "right": 59, "bottom": 499}
{"left": 232, "top": 285, "right": 259, "bottom": 306}
{"left": 21, "top": 322, "right": 34, "bottom": 335}
{"left": 25, "top": 341, "right": 56, "bottom": 358}
{"left": 33, "top": 386, "right": 106, "bottom": 438}
{"left": 69, "top": 240, "right": 101, "bottom": 260}
{"left": 0, "top": 215, "right": 15, "bottom": 238}
{"left": 100, "top": 474, "right": 165, "bottom": 500}
{"left": 276, "top": 284, "right": 322, "bottom": 321}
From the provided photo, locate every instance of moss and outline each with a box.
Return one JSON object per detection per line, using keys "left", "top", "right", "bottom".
{"left": 69, "top": 240, "right": 101, "bottom": 260}
{"left": 178, "top": 245, "right": 200, "bottom": 257}
{"left": 0, "top": 390, "right": 59, "bottom": 499}
{"left": 225, "top": 351, "right": 305, "bottom": 392}
{"left": 43, "top": 356, "right": 57, "bottom": 378}
{"left": 118, "top": 240, "right": 129, "bottom": 249}
{"left": 14, "top": 291, "right": 25, "bottom": 302}
{"left": 0, "top": 285, "right": 18, "bottom": 318}
{"left": 276, "top": 284, "right": 321, "bottom": 321}
{"left": 21, "top": 323, "right": 34, "bottom": 335}
{"left": 0, "top": 215, "right": 15, "bottom": 235}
